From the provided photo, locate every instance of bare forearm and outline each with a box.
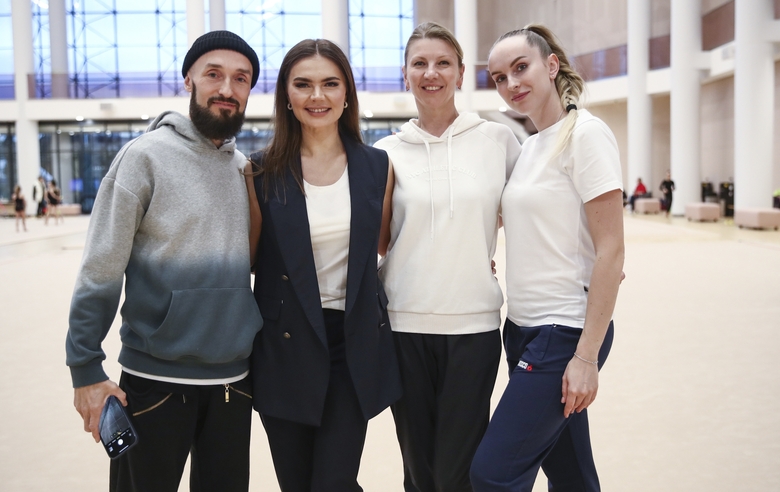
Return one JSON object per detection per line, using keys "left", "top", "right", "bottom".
{"left": 378, "top": 160, "right": 394, "bottom": 257}
{"left": 577, "top": 246, "right": 623, "bottom": 360}
{"left": 578, "top": 189, "right": 625, "bottom": 361}
{"left": 243, "top": 163, "right": 262, "bottom": 268}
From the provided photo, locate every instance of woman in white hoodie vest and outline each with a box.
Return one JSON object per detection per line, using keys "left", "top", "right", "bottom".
{"left": 374, "top": 22, "right": 521, "bottom": 492}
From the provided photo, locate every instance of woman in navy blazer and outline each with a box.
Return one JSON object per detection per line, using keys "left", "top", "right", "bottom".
{"left": 245, "top": 39, "right": 401, "bottom": 492}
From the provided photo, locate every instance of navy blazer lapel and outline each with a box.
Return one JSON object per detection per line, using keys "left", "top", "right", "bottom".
{"left": 343, "top": 138, "right": 380, "bottom": 318}
{"left": 268, "top": 161, "right": 328, "bottom": 348}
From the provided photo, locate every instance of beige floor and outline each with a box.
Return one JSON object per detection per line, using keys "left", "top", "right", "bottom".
{"left": 1, "top": 211, "right": 779, "bottom": 491}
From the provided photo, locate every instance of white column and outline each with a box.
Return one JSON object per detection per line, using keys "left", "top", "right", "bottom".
{"left": 209, "top": 0, "right": 225, "bottom": 31}
{"left": 187, "top": 0, "right": 206, "bottom": 46}
{"left": 669, "top": 0, "right": 702, "bottom": 216}
{"left": 454, "top": 0, "right": 477, "bottom": 111}
{"left": 321, "top": 0, "right": 349, "bottom": 55}
{"left": 11, "top": 0, "right": 42, "bottom": 215}
{"left": 734, "top": 0, "right": 774, "bottom": 209}
{"left": 48, "top": 0, "right": 68, "bottom": 98}
{"left": 627, "top": 0, "right": 652, "bottom": 193}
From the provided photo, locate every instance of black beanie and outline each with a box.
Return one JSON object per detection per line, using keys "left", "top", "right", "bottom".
{"left": 182, "top": 30, "right": 260, "bottom": 88}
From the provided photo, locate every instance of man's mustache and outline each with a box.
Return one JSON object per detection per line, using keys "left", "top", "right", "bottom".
{"left": 208, "top": 96, "right": 240, "bottom": 108}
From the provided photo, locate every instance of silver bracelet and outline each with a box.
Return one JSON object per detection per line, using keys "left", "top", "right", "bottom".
{"left": 573, "top": 352, "right": 598, "bottom": 365}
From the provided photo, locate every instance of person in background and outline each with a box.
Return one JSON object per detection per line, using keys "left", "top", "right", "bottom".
{"left": 374, "top": 22, "right": 521, "bottom": 492}
{"left": 12, "top": 184, "right": 27, "bottom": 232}
{"left": 660, "top": 171, "right": 675, "bottom": 217}
{"left": 245, "top": 38, "right": 401, "bottom": 492}
{"left": 628, "top": 177, "right": 647, "bottom": 213}
{"left": 33, "top": 176, "right": 47, "bottom": 218}
{"left": 66, "top": 30, "right": 263, "bottom": 492}
{"left": 45, "top": 179, "right": 63, "bottom": 225}
{"left": 471, "top": 24, "right": 624, "bottom": 491}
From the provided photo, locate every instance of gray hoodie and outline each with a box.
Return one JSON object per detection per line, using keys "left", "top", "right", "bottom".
{"left": 66, "top": 111, "right": 262, "bottom": 387}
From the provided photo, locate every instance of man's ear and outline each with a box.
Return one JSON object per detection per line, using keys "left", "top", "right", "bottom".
{"left": 184, "top": 74, "right": 193, "bottom": 93}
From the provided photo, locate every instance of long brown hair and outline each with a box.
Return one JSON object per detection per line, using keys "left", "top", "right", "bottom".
{"left": 256, "top": 39, "right": 361, "bottom": 199}
{"left": 491, "top": 25, "right": 584, "bottom": 156}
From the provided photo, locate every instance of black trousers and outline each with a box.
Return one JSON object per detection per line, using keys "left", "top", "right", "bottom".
{"left": 391, "top": 330, "right": 502, "bottom": 492}
{"left": 110, "top": 372, "right": 253, "bottom": 492}
{"left": 261, "top": 309, "right": 368, "bottom": 492}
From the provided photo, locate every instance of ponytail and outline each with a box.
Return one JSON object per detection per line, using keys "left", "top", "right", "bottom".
{"left": 492, "top": 24, "right": 584, "bottom": 156}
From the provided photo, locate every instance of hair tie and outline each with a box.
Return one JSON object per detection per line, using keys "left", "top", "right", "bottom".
{"left": 566, "top": 103, "right": 577, "bottom": 112}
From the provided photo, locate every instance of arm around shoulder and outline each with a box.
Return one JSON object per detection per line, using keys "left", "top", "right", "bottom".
{"left": 378, "top": 158, "right": 395, "bottom": 257}
{"left": 244, "top": 160, "right": 263, "bottom": 269}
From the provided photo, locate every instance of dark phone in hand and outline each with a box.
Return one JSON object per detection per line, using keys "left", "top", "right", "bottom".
{"left": 99, "top": 395, "right": 138, "bottom": 459}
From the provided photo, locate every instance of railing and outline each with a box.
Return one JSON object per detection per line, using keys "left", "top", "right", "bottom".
{"left": 8, "top": 67, "right": 405, "bottom": 100}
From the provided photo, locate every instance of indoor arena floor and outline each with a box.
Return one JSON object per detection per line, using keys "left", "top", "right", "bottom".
{"left": 1, "top": 210, "right": 779, "bottom": 491}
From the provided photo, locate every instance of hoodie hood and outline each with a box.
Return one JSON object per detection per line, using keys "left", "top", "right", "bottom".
{"left": 394, "top": 112, "right": 485, "bottom": 144}
{"left": 146, "top": 110, "right": 237, "bottom": 153}
{"left": 394, "top": 112, "right": 486, "bottom": 238}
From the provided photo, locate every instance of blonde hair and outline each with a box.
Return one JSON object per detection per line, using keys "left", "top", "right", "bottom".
{"left": 404, "top": 22, "right": 464, "bottom": 67}
{"left": 492, "top": 24, "right": 584, "bottom": 156}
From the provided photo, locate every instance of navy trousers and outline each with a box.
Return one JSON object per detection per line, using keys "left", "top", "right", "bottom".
{"left": 261, "top": 309, "right": 368, "bottom": 492}
{"left": 470, "top": 321, "right": 614, "bottom": 492}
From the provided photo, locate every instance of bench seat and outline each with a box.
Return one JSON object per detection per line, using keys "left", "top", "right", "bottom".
{"left": 635, "top": 198, "right": 661, "bottom": 214}
{"left": 734, "top": 208, "right": 780, "bottom": 230}
{"left": 685, "top": 203, "right": 720, "bottom": 222}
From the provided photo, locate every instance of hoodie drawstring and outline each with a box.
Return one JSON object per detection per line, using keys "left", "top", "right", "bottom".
{"left": 423, "top": 139, "right": 435, "bottom": 239}
{"left": 446, "top": 126, "right": 455, "bottom": 219}
{"left": 422, "top": 125, "right": 457, "bottom": 239}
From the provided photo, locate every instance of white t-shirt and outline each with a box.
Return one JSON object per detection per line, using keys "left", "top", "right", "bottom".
{"left": 304, "top": 166, "right": 351, "bottom": 311}
{"left": 502, "top": 110, "right": 622, "bottom": 328}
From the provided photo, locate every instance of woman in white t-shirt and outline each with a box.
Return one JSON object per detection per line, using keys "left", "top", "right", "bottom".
{"left": 374, "top": 22, "right": 521, "bottom": 491}
{"left": 470, "top": 25, "right": 625, "bottom": 491}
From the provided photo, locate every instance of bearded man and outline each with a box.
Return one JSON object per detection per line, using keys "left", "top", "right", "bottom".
{"left": 65, "top": 31, "right": 263, "bottom": 492}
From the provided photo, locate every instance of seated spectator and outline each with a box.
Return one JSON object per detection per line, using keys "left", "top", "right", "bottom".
{"left": 629, "top": 177, "right": 649, "bottom": 212}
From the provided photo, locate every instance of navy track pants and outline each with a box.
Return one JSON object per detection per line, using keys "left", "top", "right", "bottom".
{"left": 470, "top": 321, "right": 614, "bottom": 492}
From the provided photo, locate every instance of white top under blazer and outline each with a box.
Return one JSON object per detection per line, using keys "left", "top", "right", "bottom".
{"left": 304, "top": 166, "right": 351, "bottom": 311}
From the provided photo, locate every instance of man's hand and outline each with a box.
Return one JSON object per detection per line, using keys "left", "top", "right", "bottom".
{"left": 74, "top": 380, "right": 126, "bottom": 442}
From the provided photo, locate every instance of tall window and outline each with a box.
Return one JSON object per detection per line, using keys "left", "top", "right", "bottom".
{"left": 31, "top": 1, "right": 52, "bottom": 98}
{"left": 226, "top": 0, "right": 322, "bottom": 93}
{"left": 0, "top": 124, "right": 16, "bottom": 201}
{"left": 0, "top": 3, "right": 14, "bottom": 99}
{"left": 39, "top": 121, "right": 148, "bottom": 210}
{"left": 30, "top": 0, "right": 188, "bottom": 98}
{"left": 349, "top": 0, "right": 413, "bottom": 91}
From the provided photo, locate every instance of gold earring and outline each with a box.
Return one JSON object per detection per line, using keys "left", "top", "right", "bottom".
{"left": 344, "top": 102, "right": 348, "bottom": 109}
{"left": 287, "top": 103, "right": 292, "bottom": 110}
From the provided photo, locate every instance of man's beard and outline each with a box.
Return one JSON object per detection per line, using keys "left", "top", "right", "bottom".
{"left": 189, "top": 83, "right": 246, "bottom": 141}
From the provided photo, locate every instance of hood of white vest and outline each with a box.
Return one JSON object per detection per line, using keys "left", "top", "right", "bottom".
{"left": 394, "top": 112, "right": 486, "bottom": 238}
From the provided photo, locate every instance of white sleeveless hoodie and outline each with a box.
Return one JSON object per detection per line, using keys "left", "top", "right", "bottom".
{"left": 374, "top": 112, "right": 521, "bottom": 334}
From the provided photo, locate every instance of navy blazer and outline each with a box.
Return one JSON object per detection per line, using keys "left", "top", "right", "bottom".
{"left": 249, "top": 136, "right": 402, "bottom": 426}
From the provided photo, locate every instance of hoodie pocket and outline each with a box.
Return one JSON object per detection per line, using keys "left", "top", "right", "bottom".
{"left": 148, "top": 288, "right": 263, "bottom": 363}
